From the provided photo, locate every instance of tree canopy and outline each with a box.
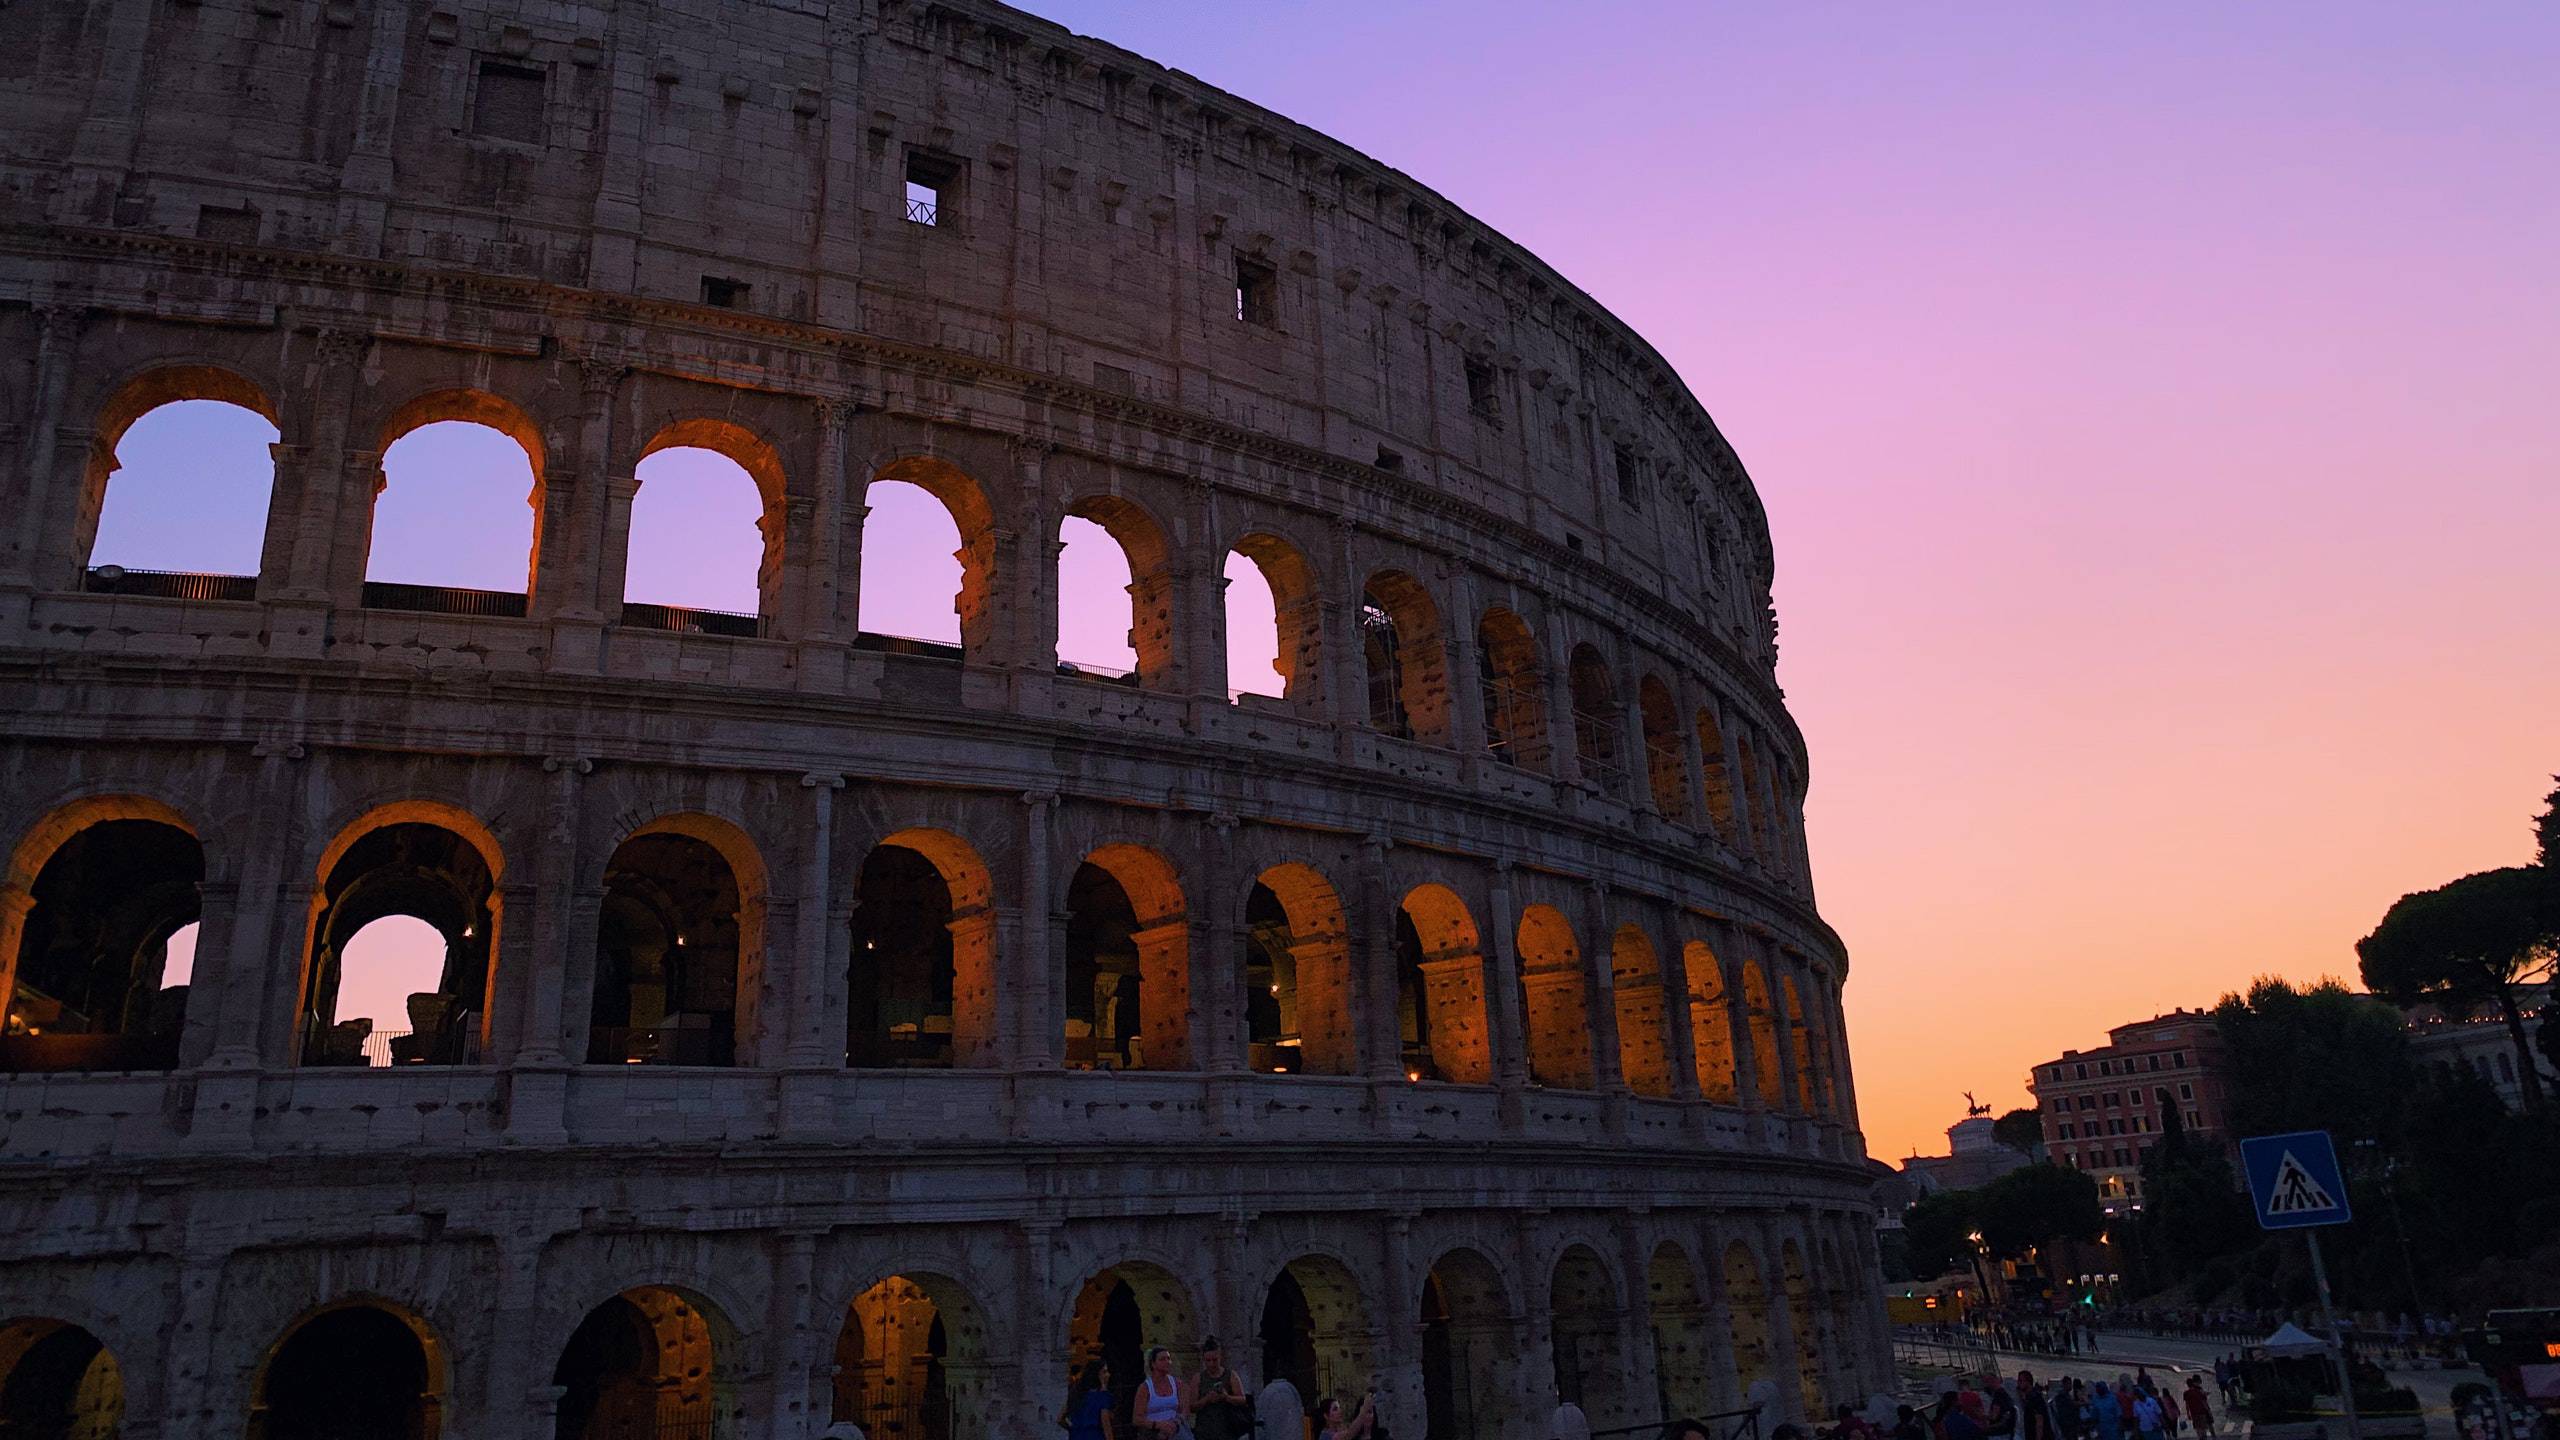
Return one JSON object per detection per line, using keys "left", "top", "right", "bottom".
{"left": 2214, "top": 977, "right": 2414, "bottom": 1144}
{"left": 2358, "top": 866, "right": 2558, "bottom": 1110}
{"left": 1975, "top": 1163, "right": 2104, "bottom": 1260}
{"left": 1992, "top": 1106, "right": 2044, "bottom": 1157}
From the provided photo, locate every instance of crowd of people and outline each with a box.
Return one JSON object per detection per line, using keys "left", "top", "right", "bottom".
{"left": 1820, "top": 1370, "right": 2225, "bottom": 1440}
{"left": 1049, "top": 1337, "right": 1379, "bottom": 1440}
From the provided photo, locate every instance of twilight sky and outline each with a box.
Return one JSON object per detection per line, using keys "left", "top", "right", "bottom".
{"left": 103, "top": 3, "right": 2557, "bottom": 1157}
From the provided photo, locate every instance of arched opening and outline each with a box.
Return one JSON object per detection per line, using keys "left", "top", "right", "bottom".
{"left": 859, "top": 457, "right": 996, "bottom": 661}
{"left": 1610, "top": 925, "right": 1675, "bottom": 1099}
{"left": 1396, "top": 884, "right": 1491, "bottom": 1085}
{"left": 624, "top": 425, "right": 782, "bottom": 633}
{"left": 1684, "top": 941, "right": 1740, "bottom": 1105}
{"left": 1422, "top": 1249, "right": 1518, "bottom": 1440}
{"left": 1242, "top": 864, "right": 1353, "bottom": 1076}
{"left": 1515, "top": 905, "right": 1592, "bottom": 1090}
{"left": 1647, "top": 1244, "right": 1713, "bottom": 1423}
{"left": 1694, "top": 711, "right": 1738, "bottom": 843}
{"left": 1068, "top": 1262, "right": 1200, "bottom": 1434}
{"left": 835, "top": 1274, "right": 991, "bottom": 1440}
{"left": 1779, "top": 1242, "right": 1823, "bottom": 1417}
{"left": 3, "top": 807, "right": 201, "bottom": 1074}
{"left": 1476, "top": 608, "right": 1549, "bottom": 770}
{"left": 367, "top": 395, "right": 545, "bottom": 615}
{"left": 591, "top": 820, "right": 758, "bottom": 1066}
{"left": 82, "top": 377, "right": 279, "bottom": 597}
{"left": 1360, "top": 570, "right": 1450, "bottom": 745}
{"left": 1061, "top": 497, "right": 1174, "bottom": 687}
{"left": 1639, "top": 676, "right": 1687, "bottom": 819}
{"left": 1549, "top": 1245, "right": 1629, "bottom": 1427}
{"left": 0, "top": 1317, "right": 124, "bottom": 1440}
{"left": 1568, "top": 646, "right": 1624, "bottom": 792}
{"left": 1740, "top": 962, "right": 1783, "bottom": 1108}
{"left": 300, "top": 814, "right": 496, "bottom": 1067}
{"left": 1780, "top": 975, "right": 1821, "bottom": 1116}
{"left": 1227, "top": 534, "right": 1318, "bottom": 706}
{"left": 1067, "top": 845, "right": 1188, "bottom": 1072}
{"left": 555, "top": 1287, "right": 732, "bottom": 1440}
{"left": 1259, "top": 1257, "right": 1371, "bottom": 1418}
{"left": 849, "top": 830, "right": 997, "bottom": 1069}
{"left": 255, "top": 1302, "right": 441, "bottom": 1440}
{"left": 1721, "top": 1243, "right": 1774, "bottom": 1395}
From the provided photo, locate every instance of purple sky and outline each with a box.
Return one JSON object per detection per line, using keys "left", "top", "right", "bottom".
{"left": 97, "top": 2, "right": 2560, "bottom": 1137}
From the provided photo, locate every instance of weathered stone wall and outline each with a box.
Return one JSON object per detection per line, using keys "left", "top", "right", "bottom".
{"left": 0, "top": 2, "right": 1879, "bottom": 1437}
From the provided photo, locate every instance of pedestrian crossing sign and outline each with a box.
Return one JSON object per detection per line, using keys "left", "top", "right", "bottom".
{"left": 2240, "top": 1130, "right": 2353, "bottom": 1230}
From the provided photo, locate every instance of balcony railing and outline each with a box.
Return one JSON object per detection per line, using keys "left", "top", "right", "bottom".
{"left": 82, "top": 566, "right": 257, "bottom": 602}
{"left": 361, "top": 580, "right": 528, "bottom": 618}
{"left": 620, "top": 601, "right": 766, "bottom": 638}
{"left": 1574, "top": 710, "right": 1626, "bottom": 789}
{"left": 853, "top": 631, "right": 963, "bottom": 662}
{"left": 904, "top": 196, "right": 939, "bottom": 225}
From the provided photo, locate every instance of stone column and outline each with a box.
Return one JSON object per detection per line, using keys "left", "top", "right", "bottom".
{"left": 1377, "top": 1215, "right": 1427, "bottom": 1440}
{"left": 1182, "top": 480, "right": 1229, "bottom": 710}
{"left": 511, "top": 757, "right": 590, "bottom": 1070}
{"left": 1680, "top": 686, "right": 1717, "bottom": 843}
{"left": 1658, "top": 908, "right": 1705, "bottom": 1106}
{"left": 1009, "top": 791, "right": 1060, "bottom": 1069}
{"left": 3, "top": 305, "right": 87, "bottom": 609}
{"left": 1439, "top": 564, "right": 1487, "bottom": 763}
{"left": 1618, "top": 651, "right": 1659, "bottom": 814}
{"left": 1357, "top": 835, "right": 1403, "bottom": 1084}
{"left": 1614, "top": 1220, "right": 1665, "bottom": 1432}
{"left": 1539, "top": 613, "right": 1588, "bottom": 789}
{"left": 1577, "top": 880, "right": 1628, "bottom": 1097}
{"left": 199, "top": 741, "right": 307, "bottom": 1075}
{"left": 766, "top": 1229, "right": 826, "bottom": 1439}
{"left": 798, "top": 399, "right": 858, "bottom": 691}
{"left": 1194, "top": 815, "right": 1245, "bottom": 1076}
{"left": 480, "top": 1233, "right": 554, "bottom": 1439}
{"left": 1722, "top": 929, "right": 1770, "bottom": 1122}
{"left": 0, "top": 884, "right": 29, "bottom": 1039}
{"left": 155, "top": 1250, "right": 229, "bottom": 1438}
{"left": 1755, "top": 1220, "right": 1808, "bottom": 1423}
{"left": 543, "top": 354, "right": 626, "bottom": 628}
{"left": 782, "top": 775, "right": 846, "bottom": 1137}
{"left": 1511, "top": 1219, "right": 1563, "bottom": 1430}
{"left": 266, "top": 329, "right": 369, "bottom": 616}
{"left": 1479, "top": 862, "right": 1530, "bottom": 1124}
{"left": 319, "top": 450, "right": 387, "bottom": 611}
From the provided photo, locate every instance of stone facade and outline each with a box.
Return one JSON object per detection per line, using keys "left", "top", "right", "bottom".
{"left": 0, "top": 2, "right": 1886, "bottom": 1437}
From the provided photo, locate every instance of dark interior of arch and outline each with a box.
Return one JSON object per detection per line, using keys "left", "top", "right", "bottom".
{"left": 1241, "top": 882, "right": 1297, "bottom": 1073}
{"left": 1394, "top": 908, "right": 1438, "bottom": 1081}
{"left": 591, "top": 833, "right": 742, "bottom": 1066}
{"left": 6, "top": 819, "right": 201, "bottom": 1073}
{"left": 1569, "top": 647, "right": 1620, "bottom": 776}
{"left": 0, "top": 1320, "right": 122, "bottom": 1439}
{"left": 1360, "top": 590, "right": 1409, "bottom": 738}
{"left": 1064, "top": 861, "right": 1140, "bottom": 1070}
{"left": 260, "top": 1305, "right": 432, "bottom": 1440}
{"left": 848, "top": 844, "right": 955, "bottom": 1068}
{"left": 1258, "top": 1270, "right": 1319, "bottom": 1410}
{"left": 303, "top": 822, "right": 492, "bottom": 1067}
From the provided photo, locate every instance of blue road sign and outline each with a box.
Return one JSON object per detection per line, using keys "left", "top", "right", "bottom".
{"left": 2241, "top": 1130, "right": 2353, "bottom": 1230}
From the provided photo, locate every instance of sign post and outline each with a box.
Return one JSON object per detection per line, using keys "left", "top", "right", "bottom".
{"left": 2242, "top": 1131, "right": 2361, "bottom": 1440}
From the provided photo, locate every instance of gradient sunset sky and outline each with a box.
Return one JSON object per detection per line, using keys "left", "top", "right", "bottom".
{"left": 97, "top": 2, "right": 2558, "bottom": 1160}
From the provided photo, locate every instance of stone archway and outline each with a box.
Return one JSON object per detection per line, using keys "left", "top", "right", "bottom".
{"left": 1549, "top": 1244, "right": 1632, "bottom": 1429}
{"left": 1421, "top": 1247, "right": 1521, "bottom": 1440}
{"left": 1242, "top": 863, "right": 1353, "bottom": 1076}
{"left": 1067, "top": 844, "right": 1189, "bottom": 1072}
{"left": 1068, "top": 1260, "right": 1202, "bottom": 1432}
{"left": 849, "top": 828, "right": 999, "bottom": 1069}
{"left": 0, "top": 1317, "right": 125, "bottom": 1440}
{"left": 1516, "top": 905, "right": 1593, "bottom": 1090}
{"left": 3, "top": 799, "right": 203, "bottom": 1074}
{"left": 555, "top": 1286, "right": 735, "bottom": 1440}
{"left": 1721, "top": 1243, "right": 1774, "bottom": 1396}
{"left": 1396, "top": 884, "right": 1492, "bottom": 1085}
{"left": 834, "top": 1273, "right": 993, "bottom": 1440}
{"left": 254, "top": 1301, "right": 443, "bottom": 1440}
{"left": 1259, "top": 1255, "right": 1372, "bottom": 1417}
{"left": 1647, "top": 1243, "right": 1715, "bottom": 1422}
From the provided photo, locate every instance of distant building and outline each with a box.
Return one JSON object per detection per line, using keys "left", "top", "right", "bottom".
{"left": 1899, "top": 1113, "right": 2033, "bottom": 1194}
{"left": 2402, "top": 982, "right": 2552, "bottom": 1112}
{"left": 2028, "top": 1009, "right": 2230, "bottom": 1216}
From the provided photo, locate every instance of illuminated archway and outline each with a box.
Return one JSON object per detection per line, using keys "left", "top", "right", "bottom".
{"left": 625, "top": 420, "right": 786, "bottom": 629}
{"left": 1515, "top": 905, "right": 1592, "bottom": 1090}
{"left": 0, "top": 1316, "right": 124, "bottom": 1440}
{"left": 1476, "top": 609, "right": 1549, "bottom": 769}
{"left": 1227, "top": 533, "right": 1318, "bottom": 705}
{"left": 1361, "top": 570, "right": 1450, "bottom": 744}
{"left": 1610, "top": 924, "right": 1675, "bottom": 1099}
{"left": 859, "top": 457, "right": 996, "bottom": 659}
{"left": 3, "top": 798, "right": 202, "bottom": 1074}
{"left": 1397, "top": 884, "right": 1492, "bottom": 1085}
{"left": 554, "top": 1286, "right": 735, "bottom": 1440}
{"left": 367, "top": 392, "right": 546, "bottom": 611}
{"left": 850, "top": 829, "right": 998, "bottom": 1069}
{"left": 1259, "top": 1256, "right": 1371, "bottom": 1416}
{"left": 1684, "top": 941, "right": 1740, "bottom": 1105}
{"left": 1243, "top": 863, "right": 1353, "bottom": 1076}
{"left": 835, "top": 1273, "right": 991, "bottom": 1440}
{"left": 590, "top": 815, "right": 763, "bottom": 1067}
{"left": 1061, "top": 495, "right": 1175, "bottom": 688}
{"left": 1066, "top": 844, "right": 1189, "bottom": 1071}
{"left": 299, "top": 812, "right": 497, "bottom": 1068}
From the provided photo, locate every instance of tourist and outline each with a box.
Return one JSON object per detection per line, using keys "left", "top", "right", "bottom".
{"left": 1834, "top": 1402, "right": 1882, "bottom": 1440}
{"left": 2087, "top": 1383, "right": 2122, "bottom": 1440}
{"left": 1894, "top": 1404, "right": 1931, "bottom": 1440}
{"left": 1192, "top": 1337, "right": 1249, "bottom": 1440}
{"left": 1131, "top": 1348, "right": 1185, "bottom": 1440}
{"left": 1313, "top": 1392, "right": 1377, "bottom": 1440}
{"left": 1987, "top": 1378, "right": 2019, "bottom": 1440}
{"left": 1061, "top": 1360, "right": 1116, "bottom": 1440}
{"left": 1942, "top": 1394, "right": 1986, "bottom": 1440}
{"left": 2017, "top": 1372, "right": 2050, "bottom": 1440}
{"left": 2182, "top": 1376, "right": 2214, "bottom": 1437}
{"left": 2132, "top": 1388, "right": 2167, "bottom": 1440}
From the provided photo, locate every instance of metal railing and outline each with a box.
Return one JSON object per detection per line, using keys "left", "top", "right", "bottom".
{"left": 620, "top": 600, "right": 766, "bottom": 638}
{"left": 905, "top": 196, "right": 940, "bottom": 225}
{"left": 854, "top": 631, "right": 964, "bottom": 662}
{"left": 1587, "top": 1405, "right": 1765, "bottom": 1440}
{"left": 361, "top": 580, "right": 529, "bottom": 618}
{"left": 1575, "top": 710, "right": 1627, "bottom": 789}
{"left": 82, "top": 566, "right": 257, "bottom": 602}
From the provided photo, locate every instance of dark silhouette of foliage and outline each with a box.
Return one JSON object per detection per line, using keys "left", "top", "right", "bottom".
{"left": 1903, "top": 1188, "right": 1979, "bottom": 1279}
{"left": 2358, "top": 867, "right": 2558, "bottom": 1111}
{"left": 1975, "top": 1162, "right": 2104, "bottom": 1260}
{"left": 2214, "top": 977, "right": 2415, "bottom": 1143}
{"left": 1992, "top": 1106, "right": 2044, "bottom": 1157}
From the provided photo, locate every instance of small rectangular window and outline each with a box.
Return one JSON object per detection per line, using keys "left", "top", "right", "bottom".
{"left": 700, "top": 276, "right": 750, "bottom": 309}
{"left": 1092, "top": 363, "right": 1135, "bottom": 396}
{"left": 473, "top": 61, "right": 547, "bottom": 145}
{"left": 1614, "top": 443, "right": 1643, "bottom": 504}
{"left": 1465, "top": 359, "right": 1501, "bottom": 422}
{"left": 1235, "top": 253, "right": 1277, "bottom": 326}
{"left": 904, "top": 152, "right": 959, "bottom": 226}
{"left": 2179, "top": 1082, "right": 2193, "bottom": 1100}
{"left": 195, "top": 205, "right": 260, "bottom": 244}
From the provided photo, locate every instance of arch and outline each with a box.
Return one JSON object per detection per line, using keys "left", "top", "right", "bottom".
{"left": 1259, "top": 1255, "right": 1372, "bottom": 1417}
{"left": 252, "top": 1298, "right": 445, "bottom": 1440}
{"left": 1568, "top": 646, "right": 1624, "bottom": 791}
{"left": 1639, "top": 676, "right": 1688, "bottom": 819}
{"left": 850, "top": 828, "right": 998, "bottom": 1069}
{"left": 2, "top": 798, "right": 203, "bottom": 1075}
{"left": 1066, "top": 1259, "right": 1202, "bottom": 1432}
{"left": 1780, "top": 974, "right": 1821, "bottom": 1116}
{"left": 589, "top": 814, "right": 765, "bottom": 1066}
{"left": 1684, "top": 941, "right": 1740, "bottom": 1105}
{"left": 367, "top": 390, "right": 548, "bottom": 604}
{"left": 556, "top": 1285, "right": 737, "bottom": 1440}
{"left": 1476, "top": 608, "right": 1550, "bottom": 770}
{"left": 1227, "top": 531, "right": 1319, "bottom": 705}
{"left": 298, "top": 811, "right": 498, "bottom": 1068}
{"left": 1549, "top": 1244, "right": 1632, "bottom": 1428}
{"left": 0, "top": 1316, "right": 125, "bottom": 1440}
{"left": 1421, "top": 1248, "right": 1521, "bottom": 1440}
{"left": 1694, "top": 710, "right": 1738, "bottom": 842}
{"left": 1243, "top": 862, "right": 1354, "bottom": 1076}
{"left": 836, "top": 1272, "right": 993, "bottom": 1440}
{"left": 82, "top": 369, "right": 282, "bottom": 584}
{"left": 1396, "top": 883, "right": 1492, "bottom": 1085}
{"left": 1360, "top": 569, "right": 1451, "bottom": 745}
{"left": 1610, "top": 924, "right": 1676, "bottom": 1099}
{"left": 1066, "top": 843, "right": 1189, "bottom": 1072}
{"left": 1062, "top": 493, "right": 1176, "bottom": 687}
{"left": 625, "top": 421, "right": 783, "bottom": 623}
{"left": 1736, "top": 733, "right": 1775, "bottom": 858}
{"left": 1740, "top": 961, "right": 1784, "bottom": 1108}
{"left": 1515, "top": 904, "right": 1592, "bottom": 1090}
{"left": 1778, "top": 1240, "right": 1823, "bottom": 1416}
{"left": 861, "top": 455, "right": 998, "bottom": 657}
{"left": 1647, "top": 1242, "right": 1714, "bottom": 1423}
{"left": 1720, "top": 1242, "right": 1774, "bottom": 1394}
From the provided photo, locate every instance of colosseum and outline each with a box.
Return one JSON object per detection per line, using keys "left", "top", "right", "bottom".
{"left": 0, "top": 1, "right": 1889, "bottom": 1436}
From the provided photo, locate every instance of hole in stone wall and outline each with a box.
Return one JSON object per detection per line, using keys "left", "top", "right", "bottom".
{"left": 1222, "top": 551, "right": 1283, "bottom": 699}
{"left": 857, "top": 480, "right": 965, "bottom": 646}
{"left": 87, "top": 399, "right": 277, "bottom": 581}
{"left": 625, "top": 446, "right": 765, "bottom": 617}
{"left": 369, "top": 420, "right": 539, "bottom": 597}
{"left": 1056, "top": 516, "right": 1138, "bottom": 678}
{"left": 472, "top": 59, "right": 546, "bottom": 144}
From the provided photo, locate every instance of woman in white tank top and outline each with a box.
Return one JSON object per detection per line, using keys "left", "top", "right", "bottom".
{"left": 1135, "top": 1345, "right": 1187, "bottom": 1440}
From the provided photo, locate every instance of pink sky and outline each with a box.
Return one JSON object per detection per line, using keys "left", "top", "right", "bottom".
{"left": 91, "top": 3, "right": 2559, "bottom": 1146}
